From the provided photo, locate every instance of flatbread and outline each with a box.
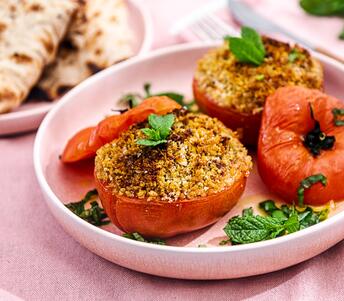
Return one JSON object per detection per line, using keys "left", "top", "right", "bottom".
{"left": 36, "top": 0, "right": 134, "bottom": 100}
{"left": 0, "top": 0, "right": 77, "bottom": 113}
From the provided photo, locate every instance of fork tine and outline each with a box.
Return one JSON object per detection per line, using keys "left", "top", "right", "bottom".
{"left": 189, "top": 22, "right": 214, "bottom": 41}
{"left": 206, "top": 15, "right": 238, "bottom": 37}
{"left": 197, "top": 17, "right": 224, "bottom": 40}
{"left": 201, "top": 16, "right": 228, "bottom": 39}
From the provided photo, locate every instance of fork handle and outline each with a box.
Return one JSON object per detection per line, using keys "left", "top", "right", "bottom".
{"left": 315, "top": 46, "right": 344, "bottom": 64}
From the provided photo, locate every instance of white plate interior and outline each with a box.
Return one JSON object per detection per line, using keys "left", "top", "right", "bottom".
{"left": 34, "top": 42, "right": 344, "bottom": 279}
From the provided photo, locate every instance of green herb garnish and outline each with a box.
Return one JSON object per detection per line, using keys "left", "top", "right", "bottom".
{"left": 339, "top": 28, "right": 344, "bottom": 40}
{"left": 300, "top": 0, "right": 344, "bottom": 16}
{"left": 137, "top": 113, "right": 175, "bottom": 146}
{"left": 297, "top": 174, "right": 327, "bottom": 207}
{"left": 225, "top": 27, "right": 266, "bottom": 66}
{"left": 65, "top": 189, "right": 110, "bottom": 226}
{"left": 303, "top": 103, "right": 335, "bottom": 157}
{"left": 123, "top": 232, "right": 166, "bottom": 245}
{"left": 332, "top": 108, "right": 344, "bottom": 126}
{"left": 255, "top": 74, "right": 265, "bottom": 81}
{"left": 224, "top": 200, "right": 329, "bottom": 244}
{"left": 288, "top": 48, "right": 305, "bottom": 63}
{"left": 120, "top": 83, "right": 197, "bottom": 111}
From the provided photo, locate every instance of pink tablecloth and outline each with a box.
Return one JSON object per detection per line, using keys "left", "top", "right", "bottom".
{"left": 1, "top": 1, "right": 344, "bottom": 300}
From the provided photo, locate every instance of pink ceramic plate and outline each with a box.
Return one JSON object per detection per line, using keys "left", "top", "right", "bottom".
{"left": 34, "top": 42, "right": 344, "bottom": 280}
{"left": 0, "top": 0, "right": 153, "bottom": 136}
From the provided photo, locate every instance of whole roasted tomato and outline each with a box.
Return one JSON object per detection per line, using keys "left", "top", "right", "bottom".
{"left": 95, "top": 172, "right": 247, "bottom": 238}
{"left": 258, "top": 86, "right": 344, "bottom": 206}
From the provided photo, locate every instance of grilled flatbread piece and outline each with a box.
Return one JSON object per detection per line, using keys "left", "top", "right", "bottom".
{"left": 0, "top": 0, "right": 76, "bottom": 113}
{"left": 36, "top": 0, "right": 134, "bottom": 100}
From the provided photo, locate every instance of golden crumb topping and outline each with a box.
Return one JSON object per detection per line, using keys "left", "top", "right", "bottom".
{"left": 95, "top": 110, "right": 252, "bottom": 202}
{"left": 194, "top": 37, "right": 323, "bottom": 114}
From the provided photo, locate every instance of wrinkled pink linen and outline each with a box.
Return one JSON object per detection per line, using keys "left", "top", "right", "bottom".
{"left": 1, "top": 1, "right": 344, "bottom": 300}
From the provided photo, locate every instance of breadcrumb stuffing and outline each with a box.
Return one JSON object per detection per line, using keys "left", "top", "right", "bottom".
{"left": 95, "top": 110, "right": 252, "bottom": 202}
{"left": 194, "top": 37, "right": 323, "bottom": 114}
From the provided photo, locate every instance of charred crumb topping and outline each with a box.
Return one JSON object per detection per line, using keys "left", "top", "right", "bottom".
{"left": 95, "top": 110, "right": 252, "bottom": 202}
{"left": 194, "top": 37, "right": 323, "bottom": 114}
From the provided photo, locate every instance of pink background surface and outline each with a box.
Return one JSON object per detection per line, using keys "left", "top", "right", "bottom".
{"left": 1, "top": 0, "right": 344, "bottom": 300}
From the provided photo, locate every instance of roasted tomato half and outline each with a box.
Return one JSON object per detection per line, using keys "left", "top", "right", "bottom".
{"left": 258, "top": 86, "right": 344, "bottom": 206}
{"left": 95, "top": 173, "right": 247, "bottom": 238}
{"left": 193, "top": 78, "right": 261, "bottom": 146}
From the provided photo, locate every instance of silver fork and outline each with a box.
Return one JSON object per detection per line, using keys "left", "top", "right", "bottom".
{"left": 188, "top": 14, "right": 238, "bottom": 41}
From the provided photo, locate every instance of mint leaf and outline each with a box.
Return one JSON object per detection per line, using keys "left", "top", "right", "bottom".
{"left": 136, "top": 139, "right": 167, "bottom": 146}
{"left": 227, "top": 37, "right": 265, "bottom": 66}
{"left": 148, "top": 114, "right": 175, "bottom": 139}
{"left": 141, "top": 128, "right": 161, "bottom": 140}
{"left": 284, "top": 211, "right": 300, "bottom": 233}
{"left": 136, "top": 113, "right": 175, "bottom": 147}
{"left": 224, "top": 215, "right": 285, "bottom": 244}
{"left": 300, "top": 0, "right": 344, "bottom": 16}
{"left": 241, "top": 26, "right": 265, "bottom": 55}
{"left": 225, "top": 27, "right": 266, "bottom": 66}
{"left": 225, "top": 200, "right": 330, "bottom": 244}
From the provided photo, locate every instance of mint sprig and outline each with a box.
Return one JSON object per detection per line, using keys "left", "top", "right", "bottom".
{"left": 223, "top": 200, "right": 329, "bottom": 244}
{"left": 225, "top": 27, "right": 266, "bottom": 66}
{"left": 137, "top": 113, "right": 175, "bottom": 146}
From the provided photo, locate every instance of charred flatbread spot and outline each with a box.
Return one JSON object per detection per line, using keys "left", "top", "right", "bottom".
{"left": 95, "top": 48, "right": 102, "bottom": 56}
{"left": 40, "top": 37, "right": 55, "bottom": 55}
{"left": 0, "top": 89, "right": 17, "bottom": 101}
{"left": 0, "top": 22, "right": 7, "bottom": 33}
{"left": 11, "top": 53, "right": 32, "bottom": 64}
{"left": 57, "top": 85, "right": 73, "bottom": 96}
{"left": 29, "top": 4, "right": 44, "bottom": 12}
{"left": 87, "top": 62, "right": 102, "bottom": 74}
{"left": 28, "top": 87, "right": 52, "bottom": 101}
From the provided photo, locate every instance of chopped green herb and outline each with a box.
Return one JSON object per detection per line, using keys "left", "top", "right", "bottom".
{"left": 303, "top": 103, "right": 335, "bottom": 157}
{"left": 297, "top": 174, "right": 327, "bottom": 207}
{"left": 259, "top": 200, "right": 278, "bottom": 214}
{"left": 255, "top": 74, "right": 265, "bottom": 81}
{"left": 123, "top": 232, "right": 166, "bottom": 245}
{"left": 224, "top": 200, "right": 329, "bottom": 244}
{"left": 137, "top": 113, "right": 175, "bottom": 146}
{"left": 339, "top": 28, "right": 344, "bottom": 40}
{"left": 120, "top": 83, "right": 197, "bottom": 111}
{"left": 332, "top": 108, "right": 344, "bottom": 126}
{"left": 288, "top": 49, "right": 300, "bottom": 63}
{"left": 219, "top": 239, "right": 230, "bottom": 246}
{"left": 65, "top": 189, "right": 110, "bottom": 226}
{"left": 225, "top": 26, "right": 266, "bottom": 66}
{"left": 242, "top": 207, "right": 254, "bottom": 217}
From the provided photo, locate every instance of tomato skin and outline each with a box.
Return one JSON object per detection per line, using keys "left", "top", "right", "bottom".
{"left": 95, "top": 172, "right": 247, "bottom": 238}
{"left": 61, "top": 96, "right": 181, "bottom": 163}
{"left": 193, "top": 78, "right": 261, "bottom": 146}
{"left": 258, "top": 86, "right": 344, "bottom": 205}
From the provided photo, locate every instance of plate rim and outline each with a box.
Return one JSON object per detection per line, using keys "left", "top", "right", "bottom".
{"left": 34, "top": 41, "right": 344, "bottom": 254}
{"left": 0, "top": 0, "right": 154, "bottom": 132}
